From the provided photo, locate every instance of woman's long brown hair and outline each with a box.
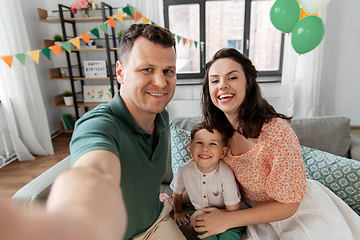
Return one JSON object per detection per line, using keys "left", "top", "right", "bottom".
{"left": 201, "top": 48, "right": 291, "bottom": 139}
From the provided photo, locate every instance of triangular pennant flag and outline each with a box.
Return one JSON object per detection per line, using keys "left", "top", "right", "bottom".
{"left": 99, "top": 23, "right": 108, "bottom": 34}
{"left": 135, "top": 11, "right": 142, "bottom": 22}
{"left": 194, "top": 41, "right": 198, "bottom": 48}
{"left": 182, "top": 37, "right": 187, "bottom": 45}
{"left": 70, "top": 37, "right": 81, "bottom": 49}
{"left": 151, "top": 21, "right": 156, "bottom": 25}
{"left": 128, "top": 5, "right": 135, "bottom": 16}
{"left": 90, "top": 28, "right": 100, "bottom": 39}
{"left": 41, "top": 48, "right": 51, "bottom": 60}
{"left": 189, "top": 40, "right": 193, "bottom": 47}
{"left": 15, "top": 53, "right": 26, "bottom": 66}
{"left": 2, "top": 55, "right": 13, "bottom": 68}
{"left": 61, "top": 41, "right": 72, "bottom": 53}
{"left": 80, "top": 33, "right": 90, "bottom": 45}
{"left": 106, "top": 18, "right": 116, "bottom": 29}
{"left": 177, "top": 35, "right": 182, "bottom": 44}
{"left": 28, "top": 50, "right": 40, "bottom": 64}
{"left": 142, "top": 16, "right": 150, "bottom": 24}
{"left": 114, "top": 12, "right": 124, "bottom": 23}
{"left": 123, "top": 6, "right": 132, "bottom": 17}
{"left": 51, "top": 45, "right": 62, "bottom": 57}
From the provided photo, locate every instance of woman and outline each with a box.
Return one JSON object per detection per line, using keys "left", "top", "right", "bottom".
{"left": 192, "top": 48, "right": 360, "bottom": 240}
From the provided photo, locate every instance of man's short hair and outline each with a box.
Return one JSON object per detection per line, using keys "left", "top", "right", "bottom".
{"left": 119, "top": 23, "right": 176, "bottom": 65}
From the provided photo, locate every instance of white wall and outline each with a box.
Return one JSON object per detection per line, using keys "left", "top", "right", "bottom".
{"left": 15, "top": 0, "right": 360, "bottom": 136}
{"left": 320, "top": 0, "right": 360, "bottom": 126}
{"left": 170, "top": 0, "right": 360, "bottom": 126}
{"left": 17, "top": 0, "right": 163, "bottom": 134}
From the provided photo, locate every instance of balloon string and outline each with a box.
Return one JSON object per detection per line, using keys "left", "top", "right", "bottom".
{"left": 287, "top": 54, "right": 300, "bottom": 117}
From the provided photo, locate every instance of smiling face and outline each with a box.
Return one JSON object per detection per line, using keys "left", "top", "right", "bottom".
{"left": 116, "top": 36, "right": 176, "bottom": 118}
{"left": 190, "top": 129, "right": 227, "bottom": 173}
{"left": 208, "top": 58, "right": 247, "bottom": 123}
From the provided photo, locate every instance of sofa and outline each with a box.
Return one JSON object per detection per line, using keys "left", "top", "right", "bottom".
{"left": 12, "top": 115, "right": 360, "bottom": 239}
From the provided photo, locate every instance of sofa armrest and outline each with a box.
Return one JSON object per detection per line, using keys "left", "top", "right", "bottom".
{"left": 350, "top": 134, "right": 360, "bottom": 161}
{"left": 12, "top": 155, "right": 71, "bottom": 208}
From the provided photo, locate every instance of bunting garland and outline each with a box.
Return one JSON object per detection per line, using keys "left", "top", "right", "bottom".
{"left": 28, "top": 50, "right": 40, "bottom": 64}
{"left": 0, "top": 4, "right": 199, "bottom": 68}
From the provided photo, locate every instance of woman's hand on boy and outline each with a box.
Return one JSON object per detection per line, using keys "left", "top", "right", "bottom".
{"left": 191, "top": 208, "right": 229, "bottom": 239}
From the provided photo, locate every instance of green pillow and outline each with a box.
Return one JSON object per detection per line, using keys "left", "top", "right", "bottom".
{"left": 170, "top": 125, "right": 192, "bottom": 175}
{"left": 301, "top": 145, "right": 360, "bottom": 215}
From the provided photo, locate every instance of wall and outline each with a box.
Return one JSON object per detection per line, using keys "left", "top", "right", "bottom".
{"left": 17, "top": 0, "right": 360, "bottom": 136}
{"left": 170, "top": 1, "right": 360, "bottom": 126}
{"left": 18, "top": 0, "right": 163, "bottom": 134}
{"left": 320, "top": 0, "right": 360, "bottom": 126}
{"left": 19, "top": 0, "right": 62, "bottom": 135}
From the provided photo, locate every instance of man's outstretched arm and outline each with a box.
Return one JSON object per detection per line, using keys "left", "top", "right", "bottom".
{"left": 0, "top": 150, "right": 127, "bottom": 240}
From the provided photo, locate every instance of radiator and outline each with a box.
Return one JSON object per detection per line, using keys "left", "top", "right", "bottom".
{"left": 0, "top": 128, "right": 16, "bottom": 168}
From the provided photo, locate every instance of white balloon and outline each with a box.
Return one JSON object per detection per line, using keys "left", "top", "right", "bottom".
{"left": 300, "top": 0, "right": 331, "bottom": 14}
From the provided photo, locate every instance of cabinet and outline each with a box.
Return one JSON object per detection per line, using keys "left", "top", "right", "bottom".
{"left": 37, "top": 3, "right": 133, "bottom": 131}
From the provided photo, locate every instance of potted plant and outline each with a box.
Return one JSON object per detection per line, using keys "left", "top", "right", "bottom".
{"left": 63, "top": 91, "right": 74, "bottom": 106}
{"left": 53, "top": 34, "right": 63, "bottom": 45}
{"left": 118, "top": 30, "right": 125, "bottom": 45}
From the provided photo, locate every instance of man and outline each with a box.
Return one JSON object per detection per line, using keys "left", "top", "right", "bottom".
{"left": 0, "top": 23, "right": 185, "bottom": 240}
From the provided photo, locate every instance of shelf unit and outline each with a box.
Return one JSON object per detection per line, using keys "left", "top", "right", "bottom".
{"left": 37, "top": 4, "right": 133, "bottom": 132}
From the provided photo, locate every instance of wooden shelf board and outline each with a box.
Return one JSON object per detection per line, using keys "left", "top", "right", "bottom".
{"left": 72, "top": 48, "right": 120, "bottom": 51}
{"left": 40, "top": 16, "right": 133, "bottom": 23}
{"left": 50, "top": 77, "right": 116, "bottom": 81}
{"left": 53, "top": 94, "right": 103, "bottom": 108}
{"left": 58, "top": 121, "right": 73, "bottom": 133}
{"left": 49, "top": 67, "right": 117, "bottom": 81}
{"left": 56, "top": 102, "right": 102, "bottom": 108}
{"left": 37, "top": 8, "right": 133, "bottom": 23}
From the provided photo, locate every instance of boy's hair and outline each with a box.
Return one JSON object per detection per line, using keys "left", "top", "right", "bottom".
{"left": 191, "top": 121, "right": 228, "bottom": 147}
{"left": 119, "top": 23, "right": 176, "bottom": 66}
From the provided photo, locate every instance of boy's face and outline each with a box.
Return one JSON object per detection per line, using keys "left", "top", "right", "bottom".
{"left": 190, "top": 129, "right": 228, "bottom": 173}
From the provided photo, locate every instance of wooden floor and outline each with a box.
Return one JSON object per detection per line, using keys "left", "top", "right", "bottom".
{"left": 0, "top": 133, "right": 72, "bottom": 203}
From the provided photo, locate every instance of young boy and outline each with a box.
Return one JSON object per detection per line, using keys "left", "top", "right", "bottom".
{"left": 170, "top": 122, "right": 243, "bottom": 240}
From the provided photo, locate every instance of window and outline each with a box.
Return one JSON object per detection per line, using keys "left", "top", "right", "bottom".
{"left": 164, "top": 0, "right": 284, "bottom": 81}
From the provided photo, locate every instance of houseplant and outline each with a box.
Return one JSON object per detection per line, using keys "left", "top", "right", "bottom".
{"left": 63, "top": 91, "right": 74, "bottom": 106}
{"left": 53, "top": 34, "right": 63, "bottom": 45}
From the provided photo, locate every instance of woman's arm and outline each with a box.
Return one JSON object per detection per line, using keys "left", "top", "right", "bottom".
{"left": 192, "top": 200, "right": 299, "bottom": 239}
{"left": 225, "top": 202, "right": 241, "bottom": 212}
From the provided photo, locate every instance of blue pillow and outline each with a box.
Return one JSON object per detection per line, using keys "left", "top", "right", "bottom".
{"left": 170, "top": 125, "right": 192, "bottom": 175}
{"left": 301, "top": 145, "right": 360, "bottom": 215}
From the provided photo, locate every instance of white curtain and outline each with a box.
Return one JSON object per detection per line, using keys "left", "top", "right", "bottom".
{"left": 279, "top": 9, "right": 327, "bottom": 118}
{"left": 0, "top": 0, "right": 54, "bottom": 161}
{"left": 132, "top": 0, "right": 164, "bottom": 26}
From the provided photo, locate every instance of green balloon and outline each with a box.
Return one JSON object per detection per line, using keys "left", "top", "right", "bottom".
{"left": 270, "top": 0, "right": 300, "bottom": 33}
{"left": 291, "top": 16, "right": 325, "bottom": 54}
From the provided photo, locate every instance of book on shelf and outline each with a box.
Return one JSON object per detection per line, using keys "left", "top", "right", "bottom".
{"left": 60, "top": 114, "right": 75, "bottom": 130}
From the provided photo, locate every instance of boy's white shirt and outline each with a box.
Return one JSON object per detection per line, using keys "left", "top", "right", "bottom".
{"left": 170, "top": 160, "right": 241, "bottom": 210}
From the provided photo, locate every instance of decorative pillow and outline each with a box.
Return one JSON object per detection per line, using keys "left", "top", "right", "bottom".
{"left": 301, "top": 145, "right": 360, "bottom": 215}
{"left": 170, "top": 125, "right": 192, "bottom": 175}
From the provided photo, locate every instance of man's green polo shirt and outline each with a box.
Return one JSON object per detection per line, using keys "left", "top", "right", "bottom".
{"left": 70, "top": 91, "right": 169, "bottom": 240}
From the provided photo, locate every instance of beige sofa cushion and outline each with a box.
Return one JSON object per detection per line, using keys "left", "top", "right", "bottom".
{"left": 290, "top": 116, "right": 351, "bottom": 158}
{"left": 163, "top": 116, "right": 352, "bottom": 184}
